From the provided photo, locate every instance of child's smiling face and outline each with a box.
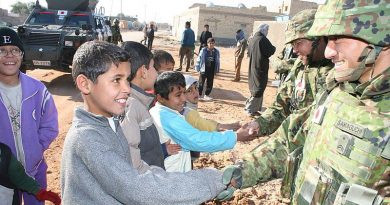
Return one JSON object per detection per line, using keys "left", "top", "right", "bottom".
{"left": 159, "top": 85, "right": 186, "bottom": 112}
{"left": 83, "top": 62, "right": 131, "bottom": 117}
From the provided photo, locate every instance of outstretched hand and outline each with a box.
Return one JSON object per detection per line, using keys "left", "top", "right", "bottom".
{"left": 218, "top": 121, "right": 241, "bottom": 131}
{"left": 215, "top": 165, "right": 243, "bottom": 201}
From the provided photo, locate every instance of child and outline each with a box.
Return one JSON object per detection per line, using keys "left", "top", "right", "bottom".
{"left": 183, "top": 74, "right": 240, "bottom": 131}
{"left": 153, "top": 50, "right": 175, "bottom": 74}
{"left": 195, "top": 37, "right": 220, "bottom": 101}
{"left": 61, "top": 41, "right": 239, "bottom": 204}
{"left": 0, "top": 142, "right": 61, "bottom": 205}
{"left": 120, "top": 41, "right": 164, "bottom": 173}
{"left": 0, "top": 27, "right": 59, "bottom": 205}
{"left": 150, "top": 71, "right": 252, "bottom": 173}
{"left": 183, "top": 74, "right": 241, "bottom": 163}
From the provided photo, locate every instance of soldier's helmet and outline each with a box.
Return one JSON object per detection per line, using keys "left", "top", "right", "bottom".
{"left": 285, "top": 9, "right": 317, "bottom": 44}
{"left": 307, "top": 0, "right": 389, "bottom": 46}
{"left": 114, "top": 18, "right": 119, "bottom": 24}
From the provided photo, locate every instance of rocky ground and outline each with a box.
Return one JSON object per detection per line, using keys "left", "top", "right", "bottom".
{"left": 27, "top": 30, "right": 289, "bottom": 205}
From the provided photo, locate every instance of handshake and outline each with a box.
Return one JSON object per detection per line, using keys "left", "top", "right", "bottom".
{"left": 215, "top": 165, "right": 243, "bottom": 201}
{"left": 234, "top": 120, "right": 260, "bottom": 141}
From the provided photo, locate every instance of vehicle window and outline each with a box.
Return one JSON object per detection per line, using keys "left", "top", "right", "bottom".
{"left": 64, "top": 15, "right": 90, "bottom": 26}
{"left": 28, "top": 12, "right": 57, "bottom": 25}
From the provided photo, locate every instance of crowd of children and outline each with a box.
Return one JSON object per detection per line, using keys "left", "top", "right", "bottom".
{"left": 0, "top": 22, "right": 253, "bottom": 204}
{"left": 3, "top": 0, "right": 388, "bottom": 203}
{"left": 0, "top": 27, "right": 249, "bottom": 204}
{"left": 0, "top": 25, "right": 250, "bottom": 205}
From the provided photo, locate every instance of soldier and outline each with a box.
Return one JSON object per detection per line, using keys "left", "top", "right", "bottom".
{"left": 111, "top": 18, "right": 123, "bottom": 45}
{"left": 242, "top": 0, "right": 390, "bottom": 204}
{"left": 272, "top": 44, "right": 297, "bottom": 85}
{"left": 246, "top": 9, "right": 333, "bottom": 138}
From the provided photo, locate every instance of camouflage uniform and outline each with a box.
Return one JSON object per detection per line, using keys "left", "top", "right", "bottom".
{"left": 272, "top": 44, "right": 296, "bottom": 84}
{"left": 254, "top": 9, "right": 333, "bottom": 137}
{"left": 243, "top": 0, "right": 390, "bottom": 204}
{"left": 241, "top": 8, "right": 332, "bottom": 188}
{"left": 111, "top": 19, "right": 122, "bottom": 45}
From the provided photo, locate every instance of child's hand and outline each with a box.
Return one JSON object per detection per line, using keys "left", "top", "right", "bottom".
{"left": 165, "top": 140, "right": 181, "bottom": 155}
{"left": 219, "top": 121, "right": 241, "bottom": 131}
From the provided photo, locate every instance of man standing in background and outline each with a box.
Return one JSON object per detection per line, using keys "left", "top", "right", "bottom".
{"left": 199, "top": 24, "right": 212, "bottom": 54}
{"left": 245, "top": 24, "right": 275, "bottom": 117}
{"left": 177, "top": 21, "right": 195, "bottom": 72}
{"left": 233, "top": 29, "right": 247, "bottom": 82}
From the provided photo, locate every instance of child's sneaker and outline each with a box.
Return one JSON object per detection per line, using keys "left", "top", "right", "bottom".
{"left": 203, "top": 95, "right": 213, "bottom": 101}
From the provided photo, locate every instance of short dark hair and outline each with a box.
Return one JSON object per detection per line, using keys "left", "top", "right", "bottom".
{"left": 154, "top": 71, "right": 185, "bottom": 100}
{"left": 236, "top": 29, "right": 242, "bottom": 34}
{"left": 153, "top": 50, "right": 175, "bottom": 71}
{"left": 121, "top": 41, "right": 153, "bottom": 81}
{"left": 185, "top": 21, "right": 191, "bottom": 27}
{"left": 204, "top": 24, "right": 209, "bottom": 27}
{"left": 72, "top": 41, "right": 130, "bottom": 83}
{"left": 207, "top": 37, "right": 215, "bottom": 43}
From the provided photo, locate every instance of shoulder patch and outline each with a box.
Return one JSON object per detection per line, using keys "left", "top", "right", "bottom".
{"left": 312, "top": 105, "right": 326, "bottom": 124}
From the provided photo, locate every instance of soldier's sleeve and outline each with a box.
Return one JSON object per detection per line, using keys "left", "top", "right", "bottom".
{"left": 240, "top": 134, "right": 289, "bottom": 188}
{"left": 240, "top": 106, "right": 313, "bottom": 189}
{"left": 255, "top": 78, "right": 292, "bottom": 136}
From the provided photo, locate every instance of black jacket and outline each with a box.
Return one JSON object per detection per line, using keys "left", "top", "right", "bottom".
{"left": 247, "top": 32, "right": 276, "bottom": 97}
{"left": 199, "top": 31, "right": 212, "bottom": 45}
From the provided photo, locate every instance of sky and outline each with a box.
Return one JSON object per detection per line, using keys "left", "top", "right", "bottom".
{"left": 0, "top": 0, "right": 323, "bottom": 23}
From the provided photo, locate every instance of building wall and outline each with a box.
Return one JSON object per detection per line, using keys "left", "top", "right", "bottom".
{"left": 173, "top": 4, "right": 278, "bottom": 46}
{"left": 289, "top": 0, "right": 318, "bottom": 17}
{"left": 0, "top": 8, "right": 26, "bottom": 26}
{"left": 279, "top": 0, "right": 318, "bottom": 17}
{"left": 172, "top": 1, "right": 316, "bottom": 47}
{"left": 172, "top": 7, "right": 200, "bottom": 43}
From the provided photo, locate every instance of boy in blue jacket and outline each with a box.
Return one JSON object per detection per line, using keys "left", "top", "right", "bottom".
{"left": 195, "top": 37, "right": 220, "bottom": 101}
{"left": 150, "top": 71, "right": 253, "bottom": 173}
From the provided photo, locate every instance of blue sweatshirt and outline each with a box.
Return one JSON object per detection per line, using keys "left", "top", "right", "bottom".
{"left": 181, "top": 28, "right": 195, "bottom": 47}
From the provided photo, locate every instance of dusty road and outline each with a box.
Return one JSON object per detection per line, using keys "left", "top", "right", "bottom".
{"left": 27, "top": 30, "right": 287, "bottom": 204}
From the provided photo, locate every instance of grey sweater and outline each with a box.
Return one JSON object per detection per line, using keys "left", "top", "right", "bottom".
{"left": 61, "top": 107, "right": 226, "bottom": 205}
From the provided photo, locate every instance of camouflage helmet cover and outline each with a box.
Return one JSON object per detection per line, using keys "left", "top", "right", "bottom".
{"left": 285, "top": 9, "right": 317, "bottom": 44}
{"left": 307, "top": 0, "right": 390, "bottom": 46}
{"left": 114, "top": 18, "right": 119, "bottom": 24}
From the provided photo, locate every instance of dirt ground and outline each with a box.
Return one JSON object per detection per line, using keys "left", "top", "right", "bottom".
{"left": 27, "top": 30, "right": 289, "bottom": 205}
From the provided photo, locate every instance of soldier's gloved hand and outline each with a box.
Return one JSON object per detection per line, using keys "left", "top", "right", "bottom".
{"left": 215, "top": 165, "right": 243, "bottom": 201}
{"left": 35, "top": 189, "right": 61, "bottom": 205}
